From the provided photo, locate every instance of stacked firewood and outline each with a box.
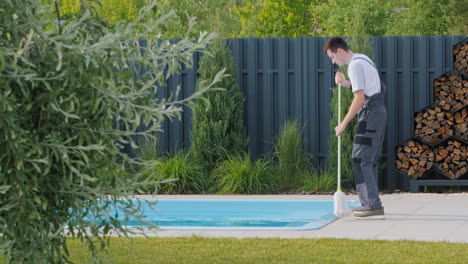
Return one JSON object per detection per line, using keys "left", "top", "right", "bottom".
{"left": 396, "top": 140, "right": 434, "bottom": 180}
{"left": 414, "top": 106, "right": 453, "bottom": 145}
{"left": 453, "top": 107, "right": 468, "bottom": 142}
{"left": 435, "top": 140, "right": 467, "bottom": 179}
{"left": 454, "top": 41, "right": 468, "bottom": 74}
{"left": 395, "top": 38, "right": 468, "bottom": 180}
{"left": 433, "top": 71, "right": 468, "bottom": 113}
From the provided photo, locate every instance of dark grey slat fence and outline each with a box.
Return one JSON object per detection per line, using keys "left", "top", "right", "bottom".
{"left": 149, "top": 35, "right": 467, "bottom": 191}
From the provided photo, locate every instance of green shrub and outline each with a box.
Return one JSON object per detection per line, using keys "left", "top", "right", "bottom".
{"left": 139, "top": 150, "right": 208, "bottom": 194}
{"left": 301, "top": 169, "right": 336, "bottom": 193}
{"left": 0, "top": 1, "right": 219, "bottom": 262}
{"left": 190, "top": 39, "right": 248, "bottom": 174}
{"left": 213, "top": 154, "right": 275, "bottom": 194}
{"left": 274, "top": 120, "right": 310, "bottom": 190}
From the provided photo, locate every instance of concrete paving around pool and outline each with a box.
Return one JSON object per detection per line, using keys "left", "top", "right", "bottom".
{"left": 130, "top": 193, "right": 468, "bottom": 243}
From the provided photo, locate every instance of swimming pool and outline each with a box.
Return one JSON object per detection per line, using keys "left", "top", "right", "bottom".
{"left": 113, "top": 199, "right": 359, "bottom": 231}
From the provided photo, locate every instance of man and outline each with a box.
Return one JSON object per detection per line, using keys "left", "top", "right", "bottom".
{"left": 323, "top": 37, "right": 386, "bottom": 219}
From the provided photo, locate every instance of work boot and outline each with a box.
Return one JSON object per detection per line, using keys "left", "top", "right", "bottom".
{"left": 354, "top": 207, "right": 365, "bottom": 212}
{"left": 353, "top": 207, "right": 385, "bottom": 220}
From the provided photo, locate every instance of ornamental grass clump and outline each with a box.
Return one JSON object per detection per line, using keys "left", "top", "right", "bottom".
{"left": 301, "top": 169, "right": 336, "bottom": 193}
{"left": 139, "top": 150, "right": 208, "bottom": 194}
{"left": 274, "top": 120, "right": 310, "bottom": 190}
{"left": 213, "top": 154, "right": 275, "bottom": 194}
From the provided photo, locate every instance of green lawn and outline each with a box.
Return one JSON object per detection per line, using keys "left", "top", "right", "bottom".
{"left": 7, "top": 237, "right": 465, "bottom": 264}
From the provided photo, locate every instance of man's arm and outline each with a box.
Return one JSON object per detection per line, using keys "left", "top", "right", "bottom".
{"left": 335, "top": 90, "right": 365, "bottom": 136}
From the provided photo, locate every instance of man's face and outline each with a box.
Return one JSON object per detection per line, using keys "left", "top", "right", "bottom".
{"left": 327, "top": 49, "right": 345, "bottom": 67}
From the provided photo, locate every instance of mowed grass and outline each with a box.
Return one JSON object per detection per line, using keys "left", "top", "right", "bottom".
{"left": 4, "top": 237, "right": 465, "bottom": 264}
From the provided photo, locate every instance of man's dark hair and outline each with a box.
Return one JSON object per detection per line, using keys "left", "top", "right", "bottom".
{"left": 323, "top": 37, "right": 350, "bottom": 54}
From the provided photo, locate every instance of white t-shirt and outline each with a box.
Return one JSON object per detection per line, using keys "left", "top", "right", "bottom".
{"left": 348, "top": 54, "right": 381, "bottom": 97}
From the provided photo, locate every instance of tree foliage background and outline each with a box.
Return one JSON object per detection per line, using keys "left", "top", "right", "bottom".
{"left": 150, "top": 0, "right": 244, "bottom": 39}
{"left": 0, "top": 0, "right": 221, "bottom": 263}
{"left": 235, "top": 0, "right": 319, "bottom": 37}
{"left": 58, "top": 0, "right": 468, "bottom": 38}
{"left": 235, "top": 0, "right": 467, "bottom": 37}
{"left": 60, "top": 0, "right": 245, "bottom": 38}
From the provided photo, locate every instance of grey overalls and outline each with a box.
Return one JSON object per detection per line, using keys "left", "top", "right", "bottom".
{"left": 350, "top": 58, "right": 387, "bottom": 210}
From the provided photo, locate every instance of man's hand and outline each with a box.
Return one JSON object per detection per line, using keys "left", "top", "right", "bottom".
{"left": 335, "top": 123, "right": 347, "bottom": 137}
{"left": 335, "top": 72, "right": 351, "bottom": 88}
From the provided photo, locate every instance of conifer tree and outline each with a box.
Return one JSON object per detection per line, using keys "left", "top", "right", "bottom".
{"left": 328, "top": 8, "right": 374, "bottom": 187}
{"left": 191, "top": 39, "right": 248, "bottom": 177}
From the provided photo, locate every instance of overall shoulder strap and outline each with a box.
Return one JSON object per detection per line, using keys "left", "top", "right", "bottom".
{"left": 352, "top": 57, "right": 386, "bottom": 95}
{"left": 352, "top": 57, "right": 377, "bottom": 69}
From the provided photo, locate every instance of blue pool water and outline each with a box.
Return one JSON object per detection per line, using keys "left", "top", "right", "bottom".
{"left": 112, "top": 199, "right": 359, "bottom": 231}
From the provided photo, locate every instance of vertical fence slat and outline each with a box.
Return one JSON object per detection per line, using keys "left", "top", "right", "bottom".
{"left": 278, "top": 38, "right": 288, "bottom": 130}
{"left": 247, "top": 38, "right": 259, "bottom": 157}
{"left": 182, "top": 54, "right": 196, "bottom": 149}
{"left": 416, "top": 37, "right": 429, "bottom": 110}
{"left": 303, "top": 38, "right": 313, "bottom": 161}
{"left": 305, "top": 38, "right": 317, "bottom": 164}
{"left": 293, "top": 38, "right": 303, "bottom": 124}
{"left": 387, "top": 37, "right": 404, "bottom": 190}
{"left": 320, "top": 37, "right": 334, "bottom": 168}
{"left": 262, "top": 39, "right": 274, "bottom": 154}
{"left": 402, "top": 37, "right": 414, "bottom": 139}
{"left": 170, "top": 74, "right": 181, "bottom": 154}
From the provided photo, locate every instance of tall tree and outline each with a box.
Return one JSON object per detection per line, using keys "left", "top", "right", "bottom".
{"left": 190, "top": 39, "right": 248, "bottom": 177}
{"left": 328, "top": 8, "right": 374, "bottom": 187}
{"left": 0, "top": 1, "right": 220, "bottom": 263}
